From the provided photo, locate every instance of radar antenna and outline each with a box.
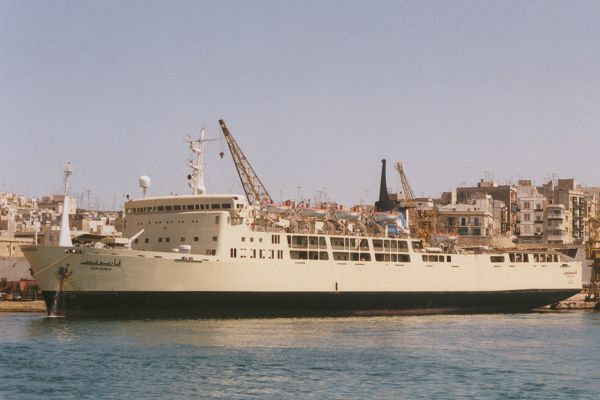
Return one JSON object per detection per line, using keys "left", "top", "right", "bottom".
{"left": 219, "top": 119, "right": 272, "bottom": 205}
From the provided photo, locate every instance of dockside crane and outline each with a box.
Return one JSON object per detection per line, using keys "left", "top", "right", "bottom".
{"left": 219, "top": 119, "right": 273, "bottom": 206}
{"left": 586, "top": 206, "right": 600, "bottom": 301}
{"left": 393, "top": 161, "right": 432, "bottom": 243}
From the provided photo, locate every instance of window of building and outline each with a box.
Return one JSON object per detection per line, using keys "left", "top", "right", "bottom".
{"left": 158, "top": 237, "right": 163, "bottom": 243}
{"left": 144, "top": 238, "right": 149, "bottom": 243}
{"left": 194, "top": 236, "right": 199, "bottom": 242}
{"left": 165, "top": 237, "right": 170, "bottom": 243}
{"left": 212, "top": 236, "right": 218, "bottom": 242}
{"left": 180, "top": 237, "right": 185, "bottom": 242}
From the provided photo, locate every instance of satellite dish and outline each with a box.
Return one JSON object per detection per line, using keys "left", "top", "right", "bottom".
{"left": 139, "top": 175, "right": 151, "bottom": 197}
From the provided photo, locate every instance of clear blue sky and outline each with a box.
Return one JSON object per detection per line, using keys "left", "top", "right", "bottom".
{"left": 2, "top": 0, "right": 599, "bottom": 209}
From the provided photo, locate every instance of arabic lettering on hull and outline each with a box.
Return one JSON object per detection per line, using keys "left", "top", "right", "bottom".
{"left": 81, "top": 259, "right": 122, "bottom": 267}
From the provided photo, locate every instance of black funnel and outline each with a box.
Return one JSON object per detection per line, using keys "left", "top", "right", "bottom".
{"left": 374, "top": 159, "right": 399, "bottom": 212}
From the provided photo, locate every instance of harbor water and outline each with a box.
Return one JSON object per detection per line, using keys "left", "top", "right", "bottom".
{"left": 1, "top": 312, "right": 599, "bottom": 399}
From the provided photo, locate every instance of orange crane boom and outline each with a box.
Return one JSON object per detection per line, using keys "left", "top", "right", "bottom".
{"left": 219, "top": 119, "right": 273, "bottom": 206}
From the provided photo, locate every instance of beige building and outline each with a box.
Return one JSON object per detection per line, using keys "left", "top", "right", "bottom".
{"left": 516, "top": 181, "right": 546, "bottom": 244}
{"left": 437, "top": 195, "right": 497, "bottom": 237}
{"left": 544, "top": 204, "right": 570, "bottom": 244}
{"left": 539, "top": 179, "right": 588, "bottom": 244}
{"left": 455, "top": 180, "right": 517, "bottom": 235}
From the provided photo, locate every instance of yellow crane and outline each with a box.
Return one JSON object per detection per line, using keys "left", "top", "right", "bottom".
{"left": 586, "top": 204, "right": 600, "bottom": 301}
{"left": 393, "top": 161, "right": 432, "bottom": 243}
{"left": 219, "top": 119, "right": 273, "bottom": 206}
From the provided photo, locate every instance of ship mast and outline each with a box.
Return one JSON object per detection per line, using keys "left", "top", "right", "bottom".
{"left": 187, "top": 126, "right": 208, "bottom": 195}
{"left": 58, "top": 162, "right": 73, "bottom": 247}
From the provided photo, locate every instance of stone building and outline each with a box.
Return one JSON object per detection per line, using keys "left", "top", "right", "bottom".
{"left": 515, "top": 181, "right": 546, "bottom": 244}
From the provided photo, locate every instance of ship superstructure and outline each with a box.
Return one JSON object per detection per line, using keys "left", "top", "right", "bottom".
{"left": 21, "top": 121, "right": 582, "bottom": 317}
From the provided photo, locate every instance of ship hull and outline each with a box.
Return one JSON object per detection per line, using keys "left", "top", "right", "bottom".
{"left": 41, "top": 289, "right": 579, "bottom": 318}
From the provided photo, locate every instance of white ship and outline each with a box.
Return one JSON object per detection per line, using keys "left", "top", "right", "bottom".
{"left": 22, "top": 121, "right": 581, "bottom": 317}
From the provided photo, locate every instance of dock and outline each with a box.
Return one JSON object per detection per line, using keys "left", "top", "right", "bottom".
{"left": 0, "top": 300, "right": 46, "bottom": 313}
{"left": 544, "top": 292, "right": 599, "bottom": 310}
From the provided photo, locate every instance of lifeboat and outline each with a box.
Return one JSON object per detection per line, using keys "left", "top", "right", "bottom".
{"left": 264, "top": 203, "right": 293, "bottom": 215}
{"left": 372, "top": 212, "right": 399, "bottom": 224}
{"left": 297, "top": 208, "right": 329, "bottom": 218}
{"left": 334, "top": 210, "right": 361, "bottom": 220}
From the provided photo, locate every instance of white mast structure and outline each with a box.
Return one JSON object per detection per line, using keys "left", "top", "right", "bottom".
{"left": 58, "top": 162, "right": 73, "bottom": 247}
{"left": 187, "top": 126, "right": 218, "bottom": 195}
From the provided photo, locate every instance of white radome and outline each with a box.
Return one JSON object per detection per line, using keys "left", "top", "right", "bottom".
{"left": 139, "top": 175, "right": 151, "bottom": 189}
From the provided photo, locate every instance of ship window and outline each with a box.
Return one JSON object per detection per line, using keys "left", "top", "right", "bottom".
{"left": 211, "top": 204, "right": 221, "bottom": 209}
{"left": 166, "top": 237, "right": 170, "bottom": 243}
{"left": 554, "top": 254, "right": 559, "bottom": 262}
{"left": 230, "top": 248, "right": 237, "bottom": 258}
{"left": 320, "top": 252, "right": 329, "bottom": 260}
{"left": 259, "top": 250, "right": 264, "bottom": 258}
{"left": 252, "top": 249, "right": 256, "bottom": 258}
{"left": 277, "top": 250, "right": 283, "bottom": 259}
{"left": 290, "top": 250, "right": 308, "bottom": 260}
{"left": 134, "top": 239, "right": 139, "bottom": 244}
{"left": 259, "top": 238, "right": 263, "bottom": 243}
{"left": 447, "top": 256, "right": 451, "bottom": 262}
{"left": 319, "top": 237, "right": 326, "bottom": 247}
{"left": 330, "top": 237, "right": 345, "bottom": 250}
{"left": 509, "top": 253, "right": 515, "bottom": 262}
{"left": 157, "top": 206, "right": 164, "bottom": 211}
{"left": 373, "top": 240, "right": 383, "bottom": 251}
{"left": 345, "top": 238, "right": 357, "bottom": 250}
{"left": 180, "top": 237, "right": 185, "bottom": 242}
{"left": 144, "top": 238, "right": 149, "bottom": 243}
{"left": 333, "top": 252, "right": 349, "bottom": 261}
{"left": 212, "top": 236, "right": 217, "bottom": 242}
{"left": 215, "top": 216, "right": 220, "bottom": 224}
{"left": 398, "top": 241, "right": 409, "bottom": 252}
{"left": 523, "top": 254, "right": 529, "bottom": 262}
{"left": 291, "top": 236, "right": 308, "bottom": 248}
{"left": 271, "top": 235, "right": 281, "bottom": 244}
{"left": 158, "top": 237, "right": 163, "bottom": 243}
{"left": 195, "top": 204, "right": 200, "bottom": 210}
{"left": 490, "top": 256, "right": 505, "bottom": 263}
{"left": 398, "top": 254, "right": 410, "bottom": 262}
{"left": 242, "top": 237, "right": 246, "bottom": 242}
{"left": 187, "top": 205, "right": 194, "bottom": 210}
{"left": 270, "top": 250, "right": 274, "bottom": 259}
{"left": 422, "top": 255, "right": 427, "bottom": 261}
{"left": 222, "top": 203, "right": 231, "bottom": 209}
{"left": 194, "top": 236, "right": 199, "bottom": 242}
{"left": 165, "top": 206, "right": 173, "bottom": 211}
{"left": 250, "top": 237, "right": 254, "bottom": 242}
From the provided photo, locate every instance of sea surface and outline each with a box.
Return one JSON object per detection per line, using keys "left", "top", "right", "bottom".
{"left": 1, "top": 311, "right": 599, "bottom": 399}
